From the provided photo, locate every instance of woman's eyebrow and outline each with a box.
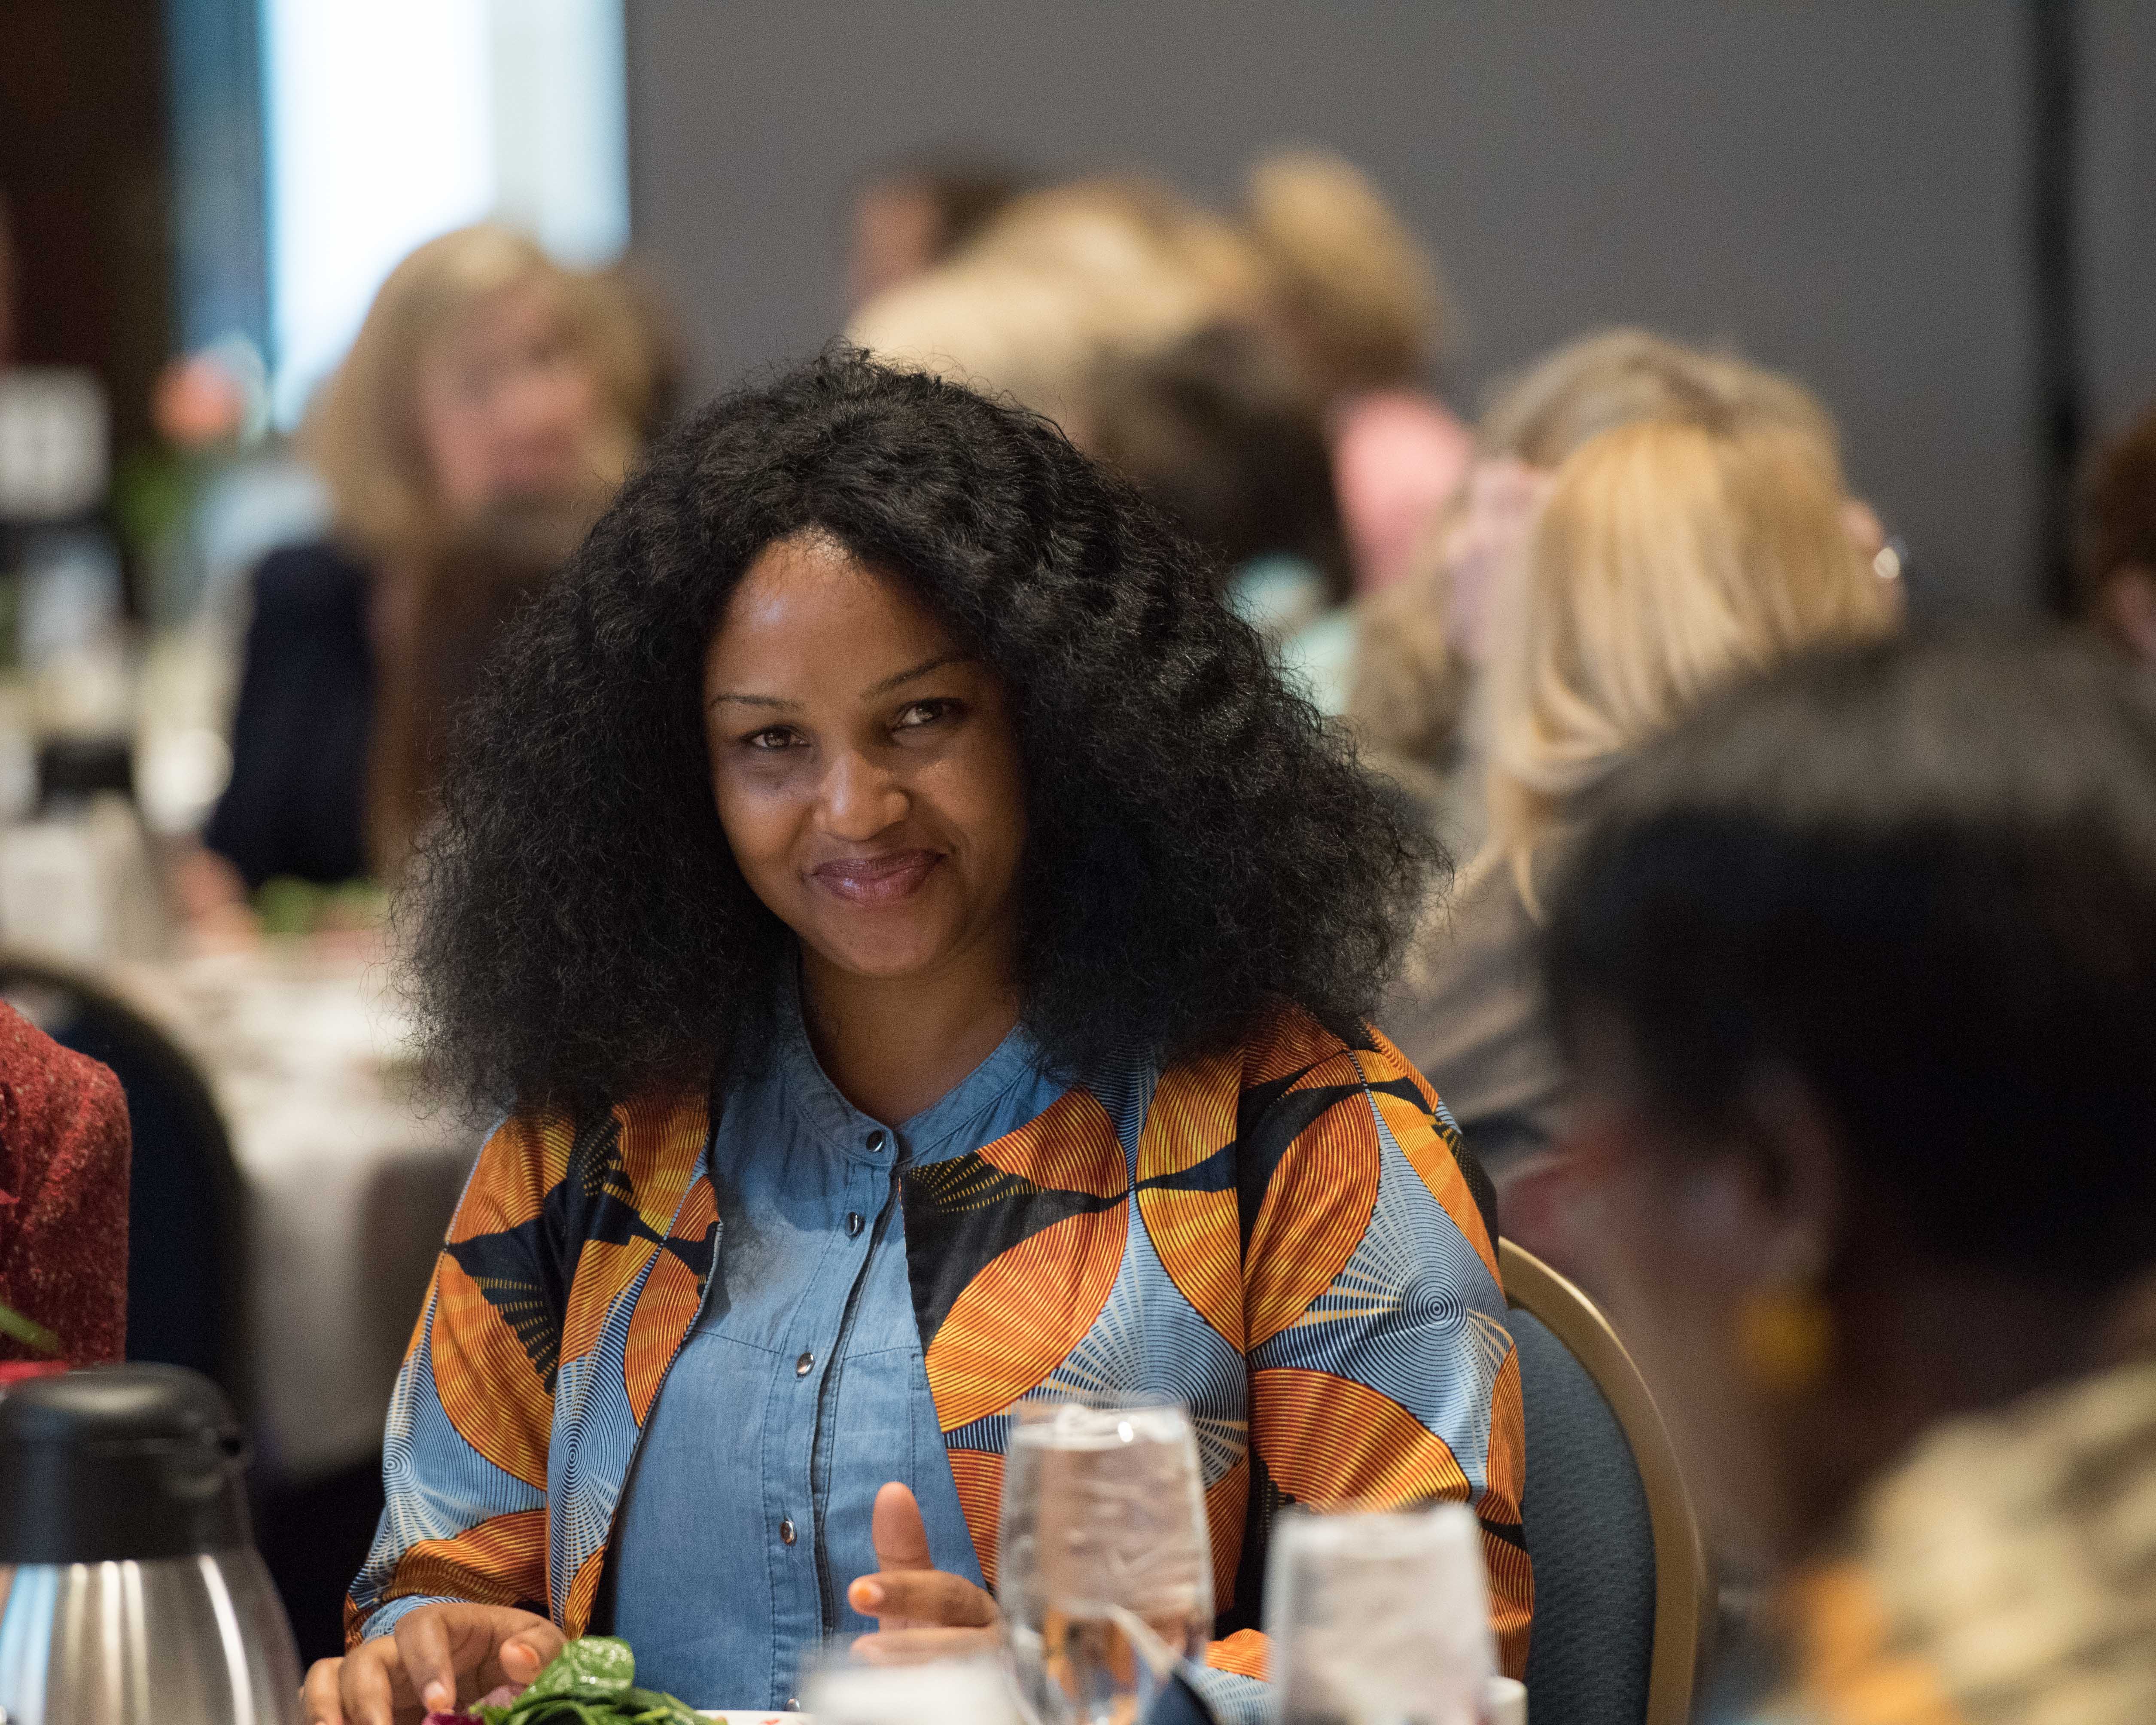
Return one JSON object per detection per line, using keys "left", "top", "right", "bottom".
{"left": 864, "top": 652, "right": 973, "bottom": 697}
{"left": 707, "top": 690, "right": 795, "bottom": 709}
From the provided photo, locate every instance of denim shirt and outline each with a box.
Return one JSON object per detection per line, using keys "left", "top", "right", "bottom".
{"left": 608, "top": 993, "right": 1067, "bottom": 1707}
{"left": 350, "top": 985, "right": 1530, "bottom": 1713}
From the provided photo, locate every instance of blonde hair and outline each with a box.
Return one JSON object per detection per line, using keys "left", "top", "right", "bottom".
{"left": 846, "top": 177, "right": 1265, "bottom": 445}
{"left": 1483, "top": 416, "right": 1897, "bottom": 903}
{"left": 849, "top": 154, "right": 1448, "bottom": 439}
{"left": 302, "top": 223, "right": 655, "bottom": 562}
{"left": 1243, "top": 150, "right": 1449, "bottom": 393}
{"left": 1351, "top": 333, "right": 1849, "bottom": 805}
{"left": 1481, "top": 326, "right": 1839, "bottom": 469}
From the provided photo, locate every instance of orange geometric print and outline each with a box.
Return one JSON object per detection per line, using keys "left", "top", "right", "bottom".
{"left": 1203, "top": 1452, "right": 1250, "bottom": 1611}
{"left": 1136, "top": 1054, "right": 1244, "bottom": 1349}
{"left": 976, "top": 1087, "right": 1127, "bottom": 1198}
{"left": 1239, "top": 1003, "right": 1354, "bottom": 1094}
{"left": 926, "top": 1203, "right": 1128, "bottom": 1430}
{"left": 558, "top": 1237, "right": 655, "bottom": 1367}
{"left": 1242, "top": 1080, "right": 1379, "bottom": 1350}
{"left": 450, "top": 1112, "right": 569, "bottom": 1243}
{"left": 611, "top": 1092, "right": 716, "bottom": 1231}
{"left": 343, "top": 1507, "right": 547, "bottom": 1649}
{"left": 1483, "top": 1528, "right": 1535, "bottom": 1680}
{"left": 1483, "top": 1344, "right": 1526, "bottom": 1529}
{"left": 431, "top": 1253, "right": 553, "bottom": 1491}
{"left": 1251, "top": 1366, "right": 1470, "bottom": 1506}
{"left": 946, "top": 1447, "right": 1006, "bottom": 1590}
{"left": 622, "top": 1183, "right": 716, "bottom": 1425}
{"left": 563, "top": 1544, "right": 609, "bottom": 1639}
{"left": 1361, "top": 1026, "right": 1498, "bottom": 1278}
{"left": 1207, "top": 1628, "right": 1269, "bottom": 1680}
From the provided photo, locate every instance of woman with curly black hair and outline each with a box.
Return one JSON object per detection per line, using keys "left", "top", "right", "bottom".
{"left": 305, "top": 352, "right": 1528, "bottom": 1725}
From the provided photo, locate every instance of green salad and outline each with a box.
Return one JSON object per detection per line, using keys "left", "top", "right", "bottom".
{"left": 426, "top": 1636, "right": 703, "bottom": 1725}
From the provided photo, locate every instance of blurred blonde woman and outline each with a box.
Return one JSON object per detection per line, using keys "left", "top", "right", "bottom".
{"left": 186, "top": 225, "right": 659, "bottom": 922}
{"left": 1379, "top": 414, "right": 1898, "bottom": 1206}
{"left": 1352, "top": 329, "right": 1882, "bottom": 843}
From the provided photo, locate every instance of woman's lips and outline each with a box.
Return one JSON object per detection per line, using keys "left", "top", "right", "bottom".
{"left": 809, "top": 849, "right": 943, "bottom": 907}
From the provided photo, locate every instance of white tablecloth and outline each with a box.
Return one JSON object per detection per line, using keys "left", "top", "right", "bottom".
{"left": 112, "top": 945, "right": 475, "bottom": 1479}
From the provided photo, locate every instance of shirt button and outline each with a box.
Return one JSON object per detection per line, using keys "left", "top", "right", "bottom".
{"left": 847, "top": 1211, "right": 865, "bottom": 1237}
{"left": 866, "top": 1128, "right": 886, "bottom": 1153}
{"left": 796, "top": 1351, "right": 814, "bottom": 1377}
{"left": 780, "top": 1518, "right": 797, "bottom": 1545}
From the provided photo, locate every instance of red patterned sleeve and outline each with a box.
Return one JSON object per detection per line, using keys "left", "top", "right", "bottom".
{"left": 0, "top": 1004, "right": 131, "bottom": 1365}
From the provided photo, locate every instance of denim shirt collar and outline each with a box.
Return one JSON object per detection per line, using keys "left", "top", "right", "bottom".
{"left": 769, "top": 955, "right": 1050, "bottom": 1167}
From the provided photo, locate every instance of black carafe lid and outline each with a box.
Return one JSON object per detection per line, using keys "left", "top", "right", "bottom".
{"left": 0, "top": 1364, "right": 253, "bottom": 1562}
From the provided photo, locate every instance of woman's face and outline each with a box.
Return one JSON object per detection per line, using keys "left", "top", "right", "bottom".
{"left": 704, "top": 532, "right": 1028, "bottom": 987}
{"left": 1563, "top": 1017, "right": 1824, "bottom": 1571}
{"left": 416, "top": 280, "right": 613, "bottom": 523}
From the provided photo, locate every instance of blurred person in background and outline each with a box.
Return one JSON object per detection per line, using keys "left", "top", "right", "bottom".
{"left": 845, "top": 152, "right": 1029, "bottom": 311}
{"left": 1240, "top": 152, "right": 1470, "bottom": 599}
{"left": 1088, "top": 318, "right": 1350, "bottom": 695}
{"left": 851, "top": 152, "right": 1456, "bottom": 710}
{"left": 0, "top": 1001, "right": 129, "bottom": 1366}
{"left": 1353, "top": 328, "right": 1878, "bottom": 849}
{"left": 2075, "top": 400, "right": 2156, "bottom": 664}
{"left": 1379, "top": 412, "right": 1898, "bottom": 1229}
{"left": 178, "top": 224, "right": 663, "bottom": 932}
{"left": 1543, "top": 635, "right": 2156, "bottom": 1723}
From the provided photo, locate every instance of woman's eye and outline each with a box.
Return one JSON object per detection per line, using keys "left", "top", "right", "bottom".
{"left": 895, "top": 698, "right": 960, "bottom": 730}
{"left": 744, "top": 727, "right": 798, "bottom": 751}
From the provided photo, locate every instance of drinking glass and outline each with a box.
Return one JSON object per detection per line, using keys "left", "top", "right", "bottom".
{"left": 799, "top": 1644, "right": 1021, "bottom": 1725}
{"left": 998, "top": 1401, "right": 1215, "bottom": 1725}
{"left": 1264, "top": 1502, "right": 1498, "bottom": 1725}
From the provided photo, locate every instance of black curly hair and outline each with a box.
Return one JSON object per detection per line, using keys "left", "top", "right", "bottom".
{"left": 406, "top": 349, "right": 1440, "bottom": 1117}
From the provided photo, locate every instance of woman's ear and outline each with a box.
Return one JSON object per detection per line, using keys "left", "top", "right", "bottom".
{"left": 1715, "top": 1066, "right": 1846, "bottom": 1289}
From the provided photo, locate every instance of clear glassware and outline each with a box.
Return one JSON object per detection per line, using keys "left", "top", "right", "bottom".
{"left": 1264, "top": 1502, "right": 1499, "bottom": 1725}
{"left": 998, "top": 1401, "right": 1215, "bottom": 1725}
{"left": 798, "top": 1644, "right": 1021, "bottom": 1725}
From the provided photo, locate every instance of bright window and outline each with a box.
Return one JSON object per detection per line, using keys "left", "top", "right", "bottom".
{"left": 260, "top": 0, "right": 628, "bottom": 427}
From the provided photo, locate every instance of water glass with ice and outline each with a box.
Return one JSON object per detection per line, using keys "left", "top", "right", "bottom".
{"left": 997, "top": 1402, "right": 1214, "bottom": 1725}
{"left": 1264, "top": 1501, "right": 1498, "bottom": 1725}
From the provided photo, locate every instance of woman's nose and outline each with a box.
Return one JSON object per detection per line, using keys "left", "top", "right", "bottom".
{"left": 819, "top": 749, "right": 908, "bottom": 841}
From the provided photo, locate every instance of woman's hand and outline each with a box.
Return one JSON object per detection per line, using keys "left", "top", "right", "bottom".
{"left": 300, "top": 1602, "right": 563, "bottom": 1725}
{"left": 847, "top": 1481, "right": 1000, "bottom": 1664}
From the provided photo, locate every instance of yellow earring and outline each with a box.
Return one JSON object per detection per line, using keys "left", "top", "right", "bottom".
{"left": 1736, "top": 1284, "right": 1834, "bottom": 1397}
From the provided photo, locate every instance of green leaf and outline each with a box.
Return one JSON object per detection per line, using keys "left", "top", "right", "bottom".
{"left": 0, "top": 1298, "right": 61, "bottom": 1355}
{"left": 520, "top": 1636, "right": 636, "bottom": 1702}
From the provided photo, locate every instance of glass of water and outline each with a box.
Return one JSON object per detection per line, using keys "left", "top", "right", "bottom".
{"left": 1264, "top": 1501, "right": 1498, "bottom": 1725}
{"left": 998, "top": 1401, "right": 1215, "bottom": 1725}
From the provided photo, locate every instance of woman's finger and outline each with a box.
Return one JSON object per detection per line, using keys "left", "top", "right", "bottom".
{"left": 338, "top": 1644, "right": 406, "bottom": 1725}
{"left": 848, "top": 1568, "right": 999, "bottom": 1627}
{"left": 301, "top": 1657, "right": 347, "bottom": 1725}
{"left": 392, "top": 1610, "right": 462, "bottom": 1714}
{"left": 851, "top": 1625, "right": 1003, "bottom": 1667}
{"left": 479, "top": 1621, "right": 568, "bottom": 1694}
{"left": 870, "top": 1482, "right": 935, "bottom": 1571}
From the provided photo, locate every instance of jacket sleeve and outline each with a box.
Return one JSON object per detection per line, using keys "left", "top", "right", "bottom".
{"left": 1190, "top": 1013, "right": 1530, "bottom": 1717}
{"left": 344, "top": 1112, "right": 570, "bottom": 1646}
{"left": 0, "top": 1007, "right": 130, "bottom": 1366}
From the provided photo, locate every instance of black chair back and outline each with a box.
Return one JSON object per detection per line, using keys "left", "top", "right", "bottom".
{"left": 0, "top": 954, "right": 250, "bottom": 1418}
{"left": 1503, "top": 1239, "right": 1708, "bottom": 1725}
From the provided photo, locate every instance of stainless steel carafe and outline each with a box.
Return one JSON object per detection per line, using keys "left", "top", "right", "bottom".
{"left": 0, "top": 1365, "right": 302, "bottom": 1725}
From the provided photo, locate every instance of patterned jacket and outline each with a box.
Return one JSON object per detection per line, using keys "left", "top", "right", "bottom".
{"left": 349, "top": 1007, "right": 1532, "bottom": 1682}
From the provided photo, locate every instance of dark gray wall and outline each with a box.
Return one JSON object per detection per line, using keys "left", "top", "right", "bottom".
{"left": 627, "top": 1, "right": 2149, "bottom": 612}
{"left": 2082, "top": 0, "right": 2156, "bottom": 446}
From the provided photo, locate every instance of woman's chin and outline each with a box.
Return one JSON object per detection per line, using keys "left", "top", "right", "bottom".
{"left": 808, "top": 926, "right": 962, "bottom": 983}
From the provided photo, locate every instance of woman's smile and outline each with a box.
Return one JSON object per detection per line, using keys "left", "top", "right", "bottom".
{"left": 809, "top": 847, "right": 945, "bottom": 907}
